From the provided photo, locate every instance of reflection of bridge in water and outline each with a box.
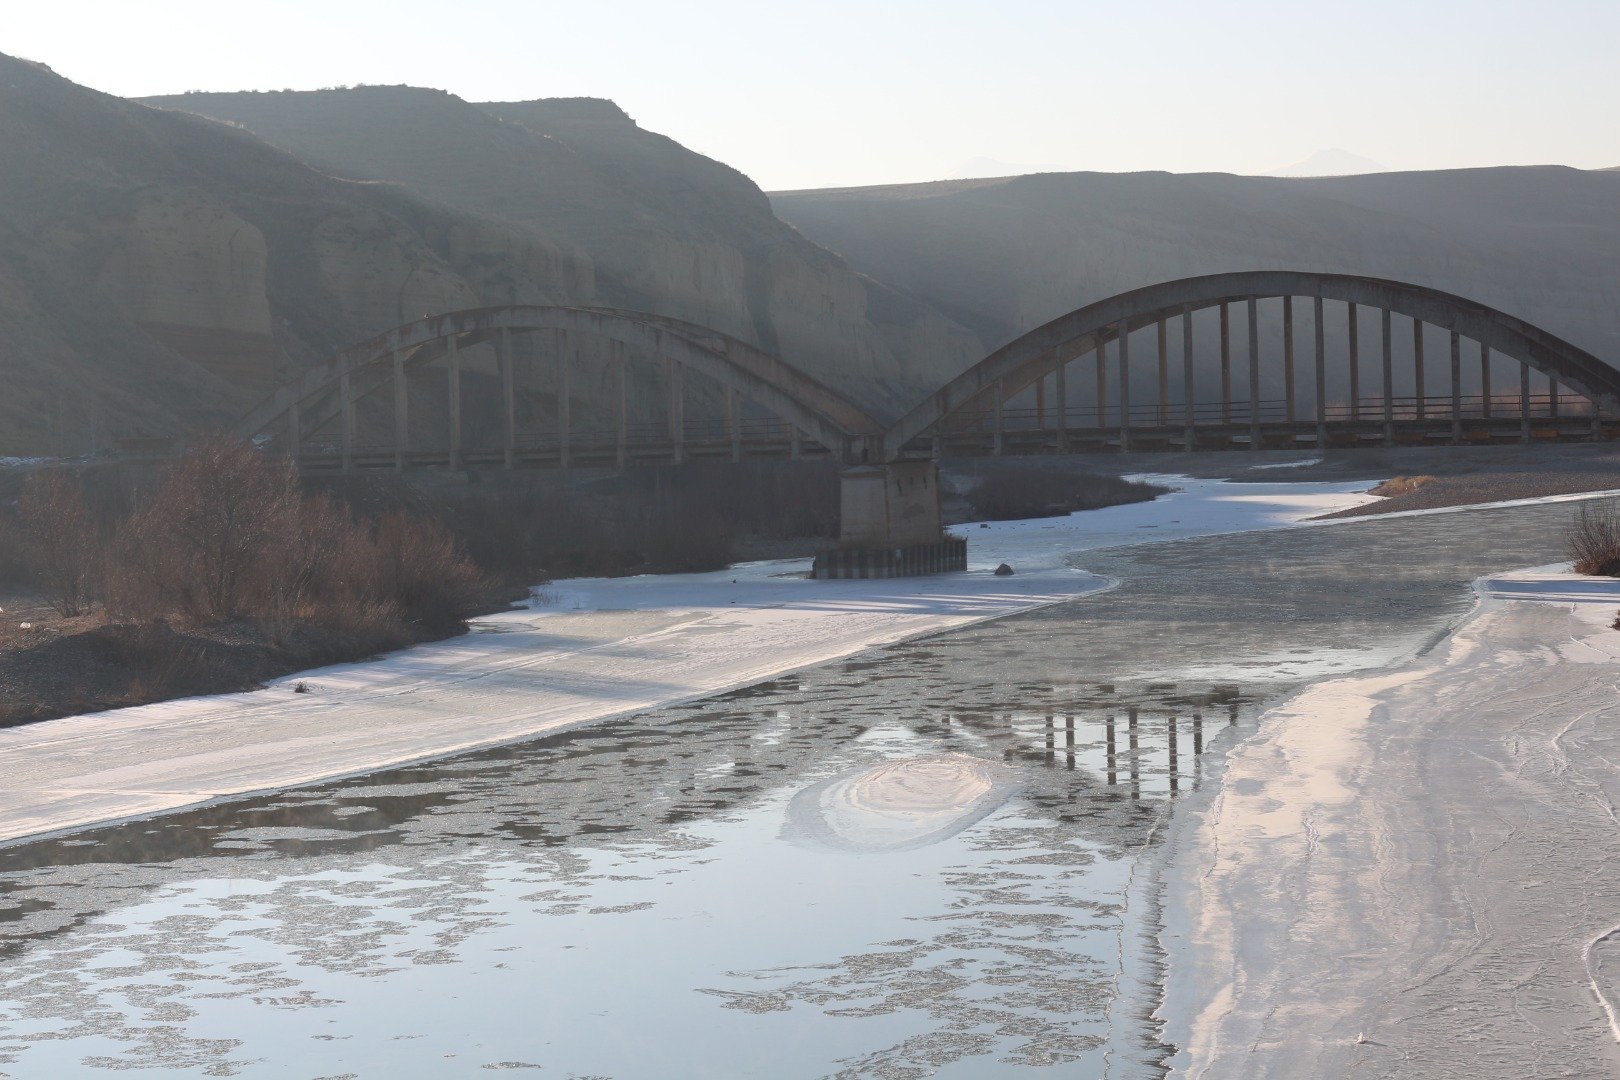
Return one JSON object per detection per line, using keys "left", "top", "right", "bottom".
{"left": 233, "top": 271, "right": 1620, "bottom": 574}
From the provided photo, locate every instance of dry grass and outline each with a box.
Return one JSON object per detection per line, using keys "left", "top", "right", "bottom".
{"left": 1369, "top": 475, "right": 1436, "bottom": 498}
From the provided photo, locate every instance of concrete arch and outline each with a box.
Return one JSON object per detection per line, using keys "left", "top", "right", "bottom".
{"left": 233, "top": 305, "right": 884, "bottom": 462}
{"left": 880, "top": 271, "right": 1620, "bottom": 459}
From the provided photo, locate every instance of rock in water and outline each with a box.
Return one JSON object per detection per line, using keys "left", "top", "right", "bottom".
{"left": 994, "top": 563, "right": 1015, "bottom": 576}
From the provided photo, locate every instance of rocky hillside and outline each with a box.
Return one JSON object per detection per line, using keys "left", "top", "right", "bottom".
{"left": 772, "top": 168, "right": 1620, "bottom": 390}
{"left": 143, "top": 86, "right": 981, "bottom": 421}
{"left": 0, "top": 53, "right": 607, "bottom": 455}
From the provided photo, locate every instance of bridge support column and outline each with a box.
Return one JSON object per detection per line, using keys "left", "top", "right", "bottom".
{"left": 1247, "top": 298, "right": 1261, "bottom": 451}
{"left": 667, "top": 358, "right": 685, "bottom": 464}
{"left": 499, "top": 328, "right": 515, "bottom": 469}
{"left": 728, "top": 388, "right": 742, "bottom": 462}
{"left": 446, "top": 334, "right": 461, "bottom": 470}
{"left": 813, "top": 461, "right": 960, "bottom": 579}
{"left": 1313, "top": 296, "right": 1327, "bottom": 446}
{"left": 288, "top": 398, "right": 301, "bottom": 467}
{"left": 1481, "top": 343, "right": 1493, "bottom": 418}
{"left": 1549, "top": 375, "right": 1560, "bottom": 419}
{"left": 339, "top": 370, "right": 355, "bottom": 474}
{"left": 1055, "top": 353, "right": 1068, "bottom": 450}
{"left": 1117, "top": 321, "right": 1131, "bottom": 452}
{"left": 1094, "top": 339, "right": 1107, "bottom": 429}
{"left": 993, "top": 378, "right": 1005, "bottom": 455}
{"left": 1156, "top": 318, "right": 1169, "bottom": 425}
{"left": 1413, "top": 318, "right": 1426, "bottom": 420}
{"left": 1283, "top": 296, "right": 1296, "bottom": 424}
{"left": 614, "top": 341, "right": 628, "bottom": 468}
{"left": 1381, "top": 308, "right": 1394, "bottom": 446}
{"left": 1219, "top": 302, "right": 1231, "bottom": 423}
{"left": 557, "top": 331, "right": 571, "bottom": 469}
{"left": 1182, "top": 306, "right": 1196, "bottom": 449}
{"left": 1348, "top": 302, "right": 1361, "bottom": 421}
{"left": 392, "top": 347, "right": 407, "bottom": 471}
{"left": 1450, "top": 331, "right": 1463, "bottom": 444}
{"left": 1520, "top": 362, "right": 1532, "bottom": 443}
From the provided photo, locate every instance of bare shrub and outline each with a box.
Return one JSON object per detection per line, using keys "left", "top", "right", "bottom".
{"left": 16, "top": 469, "right": 99, "bottom": 615}
{"left": 367, "top": 511, "right": 486, "bottom": 629}
{"left": 109, "top": 437, "right": 300, "bottom": 622}
{"left": 1567, "top": 502, "right": 1620, "bottom": 576}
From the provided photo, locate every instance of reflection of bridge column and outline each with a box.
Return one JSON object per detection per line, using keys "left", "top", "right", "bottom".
{"left": 1065, "top": 713, "right": 1075, "bottom": 771}
{"left": 447, "top": 333, "right": 461, "bottom": 469}
{"left": 1283, "top": 296, "right": 1296, "bottom": 424}
{"left": 1480, "top": 342, "right": 1493, "bottom": 418}
{"left": 1450, "top": 331, "right": 1463, "bottom": 443}
{"left": 1105, "top": 713, "right": 1117, "bottom": 786}
{"left": 1247, "top": 298, "right": 1261, "bottom": 450}
{"left": 392, "top": 347, "right": 406, "bottom": 471}
{"left": 1182, "top": 305, "right": 1196, "bottom": 449}
{"left": 1381, "top": 308, "right": 1394, "bottom": 445}
{"left": 1118, "top": 320, "right": 1132, "bottom": 452}
{"left": 1193, "top": 710, "right": 1204, "bottom": 755}
{"left": 499, "top": 328, "right": 515, "bottom": 469}
{"left": 1348, "top": 302, "right": 1361, "bottom": 421}
{"left": 1128, "top": 706, "right": 1140, "bottom": 799}
{"left": 1168, "top": 715, "right": 1179, "bottom": 793}
{"left": 1219, "top": 301, "right": 1232, "bottom": 423}
{"left": 1313, "top": 297, "right": 1327, "bottom": 445}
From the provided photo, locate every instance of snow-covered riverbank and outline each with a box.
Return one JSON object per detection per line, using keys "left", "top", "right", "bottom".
{"left": 1157, "top": 564, "right": 1620, "bottom": 1077}
{"left": 0, "top": 475, "right": 1378, "bottom": 846}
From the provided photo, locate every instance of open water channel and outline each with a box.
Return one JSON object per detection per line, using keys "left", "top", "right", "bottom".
{"left": 0, "top": 499, "right": 1590, "bottom": 1078}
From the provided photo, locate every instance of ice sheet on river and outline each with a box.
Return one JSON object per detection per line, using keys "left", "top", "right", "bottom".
{"left": 0, "top": 476, "right": 1378, "bottom": 844}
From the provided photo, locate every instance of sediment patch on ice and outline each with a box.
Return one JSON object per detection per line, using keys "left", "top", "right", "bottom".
{"left": 784, "top": 754, "right": 1018, "bottom": 853}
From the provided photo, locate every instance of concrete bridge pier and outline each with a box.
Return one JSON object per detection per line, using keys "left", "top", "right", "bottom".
{"left": 813, "top": 460, "right": 966, "bottom": 579}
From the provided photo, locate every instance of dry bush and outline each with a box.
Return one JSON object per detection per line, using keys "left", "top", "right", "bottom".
{"left": 367, "top": 511, "right": 486, "bottom": 629}
{"left": 1567, "top": 502, "right": 1620, "bottom": 576}
{"left": 967, "top": 466, "right": 1167, "bottom": 522}
{"left": 16, "top": 469, "right": 99, "bottom": 615}
{"left": 109, "top": 437, "right": 301, "bottom": 622}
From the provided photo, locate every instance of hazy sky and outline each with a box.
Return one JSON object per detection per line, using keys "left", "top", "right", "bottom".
{"left": 10, "top": 0, "right": 1619, "bottom": 190}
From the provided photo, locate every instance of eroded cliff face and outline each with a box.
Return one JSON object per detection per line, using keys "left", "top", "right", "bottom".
{"left": 145, "top": 87, "right": 984, "bottom": 420}
{"left": 0, "top": 54, "right": 601, "bottom": 454}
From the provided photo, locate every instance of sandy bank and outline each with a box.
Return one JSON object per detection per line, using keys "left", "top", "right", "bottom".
{"left": 1159, "top": 565, "right": 1620, "bottom": 1076}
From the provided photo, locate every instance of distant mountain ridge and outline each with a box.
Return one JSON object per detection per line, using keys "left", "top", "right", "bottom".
{"left": 771, "top": 166, "right": 1620, "bottom": 393}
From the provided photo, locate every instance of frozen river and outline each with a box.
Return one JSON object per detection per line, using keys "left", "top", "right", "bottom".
{"left": 0, "top": 488, "right": 1597, "bottom": 1077}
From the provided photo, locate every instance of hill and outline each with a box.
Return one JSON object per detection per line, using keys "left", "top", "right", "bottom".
{"left": 0, "top": 55, "right": 605, "bottom": 455}
{"left": 142, "top": 86, "right": 981, "bottom": 420}
{"left": 771, "top": 168, "right": 1620, "bottom": 382}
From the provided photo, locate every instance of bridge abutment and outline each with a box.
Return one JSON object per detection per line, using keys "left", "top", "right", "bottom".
{"left": 813, "top": 461, "right": 965, "bottom": 579}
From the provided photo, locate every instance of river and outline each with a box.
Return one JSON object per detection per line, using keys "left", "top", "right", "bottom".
{"left": 0, "top": 497, "right": 1588, "bottom": 1078}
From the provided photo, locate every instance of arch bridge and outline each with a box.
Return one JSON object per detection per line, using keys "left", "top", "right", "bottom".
{"left": 233, "top": 273, "right": 1620, "bottom": 575}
